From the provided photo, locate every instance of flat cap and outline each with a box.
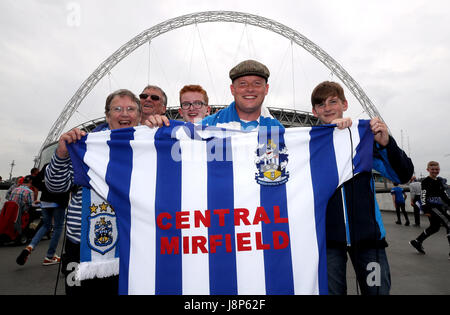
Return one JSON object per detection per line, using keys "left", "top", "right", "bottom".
{"left": 229, "top": 59, "right": 270, "bottom": 82}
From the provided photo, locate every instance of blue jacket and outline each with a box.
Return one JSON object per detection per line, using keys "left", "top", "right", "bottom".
{"left": 326, "top": 136, "right": 414, "bottom": 249}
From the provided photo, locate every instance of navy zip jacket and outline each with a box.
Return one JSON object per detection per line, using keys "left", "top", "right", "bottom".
{"left": 326, "top": 136, "right": 414, "bottom": 249}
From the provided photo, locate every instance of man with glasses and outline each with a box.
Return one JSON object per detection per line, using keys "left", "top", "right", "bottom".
{"left": 139, "top": 85, "right": 167, "bottom": 123}
{"left": 44, "top": 89, "right": 141, "bottom": 295}
{"left": 178, "top": 84, "right": 211, "bottom": 123}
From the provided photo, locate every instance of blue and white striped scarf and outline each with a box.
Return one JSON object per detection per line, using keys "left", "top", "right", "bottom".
{"left": 76, "top": 122, "right": 120, "bottom": 281}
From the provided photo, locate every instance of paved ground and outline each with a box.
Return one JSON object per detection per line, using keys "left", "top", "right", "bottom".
{"left": 0, "top": 211, "right": 448, "bottom": 295}
{"left": 347, "top": 211, "right": 449, "bottom": 295}
{"left": 0, "top": 237, "right": 65, "bottom": 295}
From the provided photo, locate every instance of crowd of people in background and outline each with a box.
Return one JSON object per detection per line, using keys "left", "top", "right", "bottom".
{"left": 0, "top": 59, "right": 449, "bottom": 296}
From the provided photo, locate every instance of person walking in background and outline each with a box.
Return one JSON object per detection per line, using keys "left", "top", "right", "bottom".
{"left": 16, "top": 164, "right": 70, "bottom": 266}
{"left": 29, "top": 167, "right": 40, "bottom": 202}
{"left": 5, "top": 177, "right": 24, "bottom": 201}
{"left": 391, "top": 183, "right": 410, "bottom": 226}
{"left": 7, "top": 175, "right": 34, "bottom": 235}
{"left": 410, "top": 161, "right": 450, "bottom": 259}
{"left": 409, "top": 176, "right": 422, "bottom": 227}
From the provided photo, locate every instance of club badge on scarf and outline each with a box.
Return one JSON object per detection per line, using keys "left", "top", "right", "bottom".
{"left": 76, "top": 187, "right": 119, "bottom": 281}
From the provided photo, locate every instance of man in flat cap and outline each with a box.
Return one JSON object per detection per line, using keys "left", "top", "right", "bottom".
{"left": 145, "top": 59, "right": 282, "bottom": 130}
{"left": 201, "top": 59, "right": 282, "bottom": 130}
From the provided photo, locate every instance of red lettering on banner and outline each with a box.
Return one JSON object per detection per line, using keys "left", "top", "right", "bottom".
{"left": 253, "top": 206, "right": 271, "bottom": 225}
{"left": 234, "top": 208, "right": 251, "bottom": 226}
{"left": 209, "top": 234, "right": 222, "bottom": 254}
{"left": 183, "top": 236, "right": 189, "bottom": 254}
{"left": 213, "top": 209, "right": 229, "bottom": 226}
{"left": 225, "top": 234, "right": 232, "bottom": 253}
{"left": 274, "top": 206, "right": 288, "bottom": 223}
{"left": 158, "top": 205, "right": 291, "bottom": 254}
{"left": 157, "top": 213, "right": 172, "bottom": 230}
{"left": 161, "top": 232, "right": 290, "bottom": 254}
{"left": 273, "top": 231, "right": 290, "bottom": 249}
{"left": 255, "top": 232, "right": 270, "bottom": 250}
{"left": 157, "top": 206, "right": 287, "bottom": 230}
{"left": 161, "top": 236, "right": 179, "bottom": 254}
{"left": 194, "top": 210, "right": 211, "bottom": 228}
{"left": 192, "top": 236, "right": 208, "bottom": 254}
{"left": 176, "top": 211, "right": 190, "bottom": 229}
{"left": 236, "top": 232, "right": 252, "bottom": 251}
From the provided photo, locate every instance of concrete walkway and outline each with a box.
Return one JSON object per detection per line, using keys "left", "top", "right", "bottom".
{"left": 347, "top": 211, "right": 449, "bottom": 295}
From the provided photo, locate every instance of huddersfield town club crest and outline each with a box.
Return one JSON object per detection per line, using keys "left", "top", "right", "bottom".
{"left": 87, "top": 202, "right": 118, "bottom": 255}
{"left": 255, "top": 139, "right": 289, "bottom": 186}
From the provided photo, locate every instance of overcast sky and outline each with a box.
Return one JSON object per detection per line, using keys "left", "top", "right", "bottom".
{"left": 1, "top": 0, "right": 449, "bottom": 181}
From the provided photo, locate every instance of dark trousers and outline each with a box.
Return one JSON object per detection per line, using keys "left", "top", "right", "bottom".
{"left": 395, "top": 202, "right": 409, "bottom": 224}
{"left": 412, "top": 195, "right": 421, "bottom": 226}
{"left": 62, "top": 239, "right": 119, "bottom": 295}
{"left": 417, "top": 207, "right": 450, "bottom": 246}
{"left": 327, "top": 247, "right": 391, "bottom": 295}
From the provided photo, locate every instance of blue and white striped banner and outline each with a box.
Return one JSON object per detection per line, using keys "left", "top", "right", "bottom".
{"left": 68, "top": 120, "right": 373, "bottom": 295}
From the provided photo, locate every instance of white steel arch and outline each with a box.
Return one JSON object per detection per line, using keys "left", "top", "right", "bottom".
{"left": 37, "top": 10, "right": 383, "bottom": 162}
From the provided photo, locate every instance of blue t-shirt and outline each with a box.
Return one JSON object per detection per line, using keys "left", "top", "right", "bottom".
{"left": 391, "top": 186, "right": 405, "bottom": 203}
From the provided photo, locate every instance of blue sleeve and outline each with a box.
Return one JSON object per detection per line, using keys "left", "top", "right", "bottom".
{"left": 373, "top": 136, "right": 414, "bottom": 184}
{"left": 67, "top": 135, "right": 92, "bottom": 189}
{"left": 201, "top": 114, "right": 216, "bottom": 126}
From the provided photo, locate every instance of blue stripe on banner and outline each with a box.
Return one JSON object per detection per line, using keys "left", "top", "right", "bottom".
{"left": 258, "top": 127, "right": 294, "bottom": 295}
{"left": 309, "top": 126, "right": 339, "bottom": 295}
{"left": 67, "top": 135, "right": 91, "bottom": 188}
{"left": 260, "top": 185, "right": 294, "bottom": 294}
{"left": 354, "top": 120, "right": 374, "bottom": 174}
{"left": 105, "top": 128, "right": 135, "bottom": 295}
{"left": 80, "top": 186, "right": 92, "bottom": 262}
{"left": 207, "top": 137, "right": 238, "bottom": 295}
{"left": 154, "top": 126, "right": 183, "bottom": 295}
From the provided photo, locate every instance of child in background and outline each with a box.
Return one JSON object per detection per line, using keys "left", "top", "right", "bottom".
{"left": 391, "top": 183, "right": 409, "bottom": 226}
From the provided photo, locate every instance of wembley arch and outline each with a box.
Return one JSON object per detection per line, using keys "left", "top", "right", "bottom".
{"left": 36, "top": 10, "right": 383, "bottom": 164}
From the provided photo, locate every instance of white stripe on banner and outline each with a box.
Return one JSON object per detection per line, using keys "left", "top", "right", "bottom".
{"left": 333, "top": 121, "right": 361, "bottom": 187}
{"left": 84, "top": 132, "right": 111, "bottom": 263}
{"left": 284, "top": 127, "right": 319, "bottom": 294}
{"left": 179, "top": 130, "right": 210, "bottom": 295}
{"left": 231, "top": 131, "right": 266, "bottom": 295}
{"left": 128, "top": 127, "right": 158, "bottom": 294}
{"left": 85, "top": 131, "right": 110, "bottom": 199}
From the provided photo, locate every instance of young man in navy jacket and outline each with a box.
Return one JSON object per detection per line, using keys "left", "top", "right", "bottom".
{"left": 311, "top": 81, "right": 414, "bottom": 295}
